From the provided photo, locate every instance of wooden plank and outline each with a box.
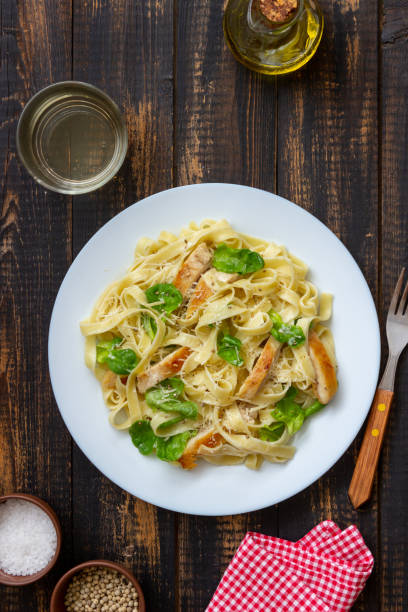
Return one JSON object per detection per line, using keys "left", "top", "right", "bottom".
{"left": 175, "top": 2, "right": 278, "bottom": 610}
{"left": 178, "top": 512, "right": 247, "bottom": 610}
{"left": 71, "top": 453, "right": 176, "bottom": 607}
{"left": 71, "top": 2, "right": 176, "bottom": 610}
{"left": 276, "top": 1, "right": 380, "bottom": 610}
{"left": 175, "top": 1, "right": 276, "bottom": 190}
{"left": 380, "top": 2, "right": 408, "bottom": 610}
{"left": 0, "top": 1, "right": 72, "bottom": 610}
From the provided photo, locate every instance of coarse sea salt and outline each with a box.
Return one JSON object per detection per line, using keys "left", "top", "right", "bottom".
{"left": 0, "top": 499, "right": 57, "bottom": 576}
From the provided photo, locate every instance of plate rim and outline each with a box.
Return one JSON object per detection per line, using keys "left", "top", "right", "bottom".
{"left": 48, "top": 183, "right": 381, "bottom": 516}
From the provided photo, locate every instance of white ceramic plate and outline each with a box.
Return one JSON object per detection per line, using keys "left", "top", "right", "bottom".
{"left": 49, "top": 184, "right": 380, "bottom": 516}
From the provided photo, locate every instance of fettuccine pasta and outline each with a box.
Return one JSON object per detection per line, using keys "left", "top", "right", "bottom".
{"left": 80, "top": 219, "right": 338, "bottom": 469}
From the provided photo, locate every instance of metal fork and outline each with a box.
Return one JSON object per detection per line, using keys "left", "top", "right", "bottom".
{"left": 349, "top": 268, "right": 408, "bottom": 509}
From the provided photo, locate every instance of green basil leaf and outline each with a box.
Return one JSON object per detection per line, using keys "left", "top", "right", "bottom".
{"left": 304, "top": 400, "right": 324, "bottom": 418}
{"left": 270, "top": 327, "right": 291, "bottom": 344}
{"left": 149, "top": 398, "right": 198, "bottom": 418}
{"left": 284, "top": 385, "right": 298, "bottom": 400}
{"left": 145, "top": 283, "right": 183, "bottom": 314}
{"left": 141, "top": 313, "right": 157, "bottom": 340}
{"left": 157, "top": 415, "right": 184, "bottom": 431}
{"left": 287, "top": 326, "right": 306, "bottom": 346}
{"left": 156, "top": 431, "right": 196, "bottom": 462}
{"left": 269, "top": 310, "right": 305, "bottom": 348}
{"left": 145, "top": 378, "right": 198, "bottom": 422}
{"left": 273, "top": 404, "right": 305, "bottom": 436}
{"left": 168, "top": 400, "right": 198, "bottom": 419}
{"left": 259, "top": 422, "right": 285, "bottom": 442}
{"left": 96, "top": 337, "right": 122, "bottom": 364}
{"left": 96, "top": 338, "right": 139, "bottom": 375}
{"left": 105, "top": 349, "right": 139, "bottom": 375}
{"left": 160, "top": 377, "right": 185, "bottom": 395}
{"left": 217, "top": 333, "right": 244, "bottom": 366}
{"left": 271, "top": 386, "right": 305, "bottom": 436}
{"left": 129, "top": 420, "right": 197, "bottom": 462}
{"left": 145, "top": 377, "right": 185, "bottom": 409}
{"left": 212, "top": 244, "right": 264, "bottom": 275}
{"left": 269, "top": 310, "right": 283, "bottom": 328}
{"left": 269, "top": 388, "right": 327, "bottom": 438}
{"left": 129, "top": 420, "right": 156, "bottom": 455}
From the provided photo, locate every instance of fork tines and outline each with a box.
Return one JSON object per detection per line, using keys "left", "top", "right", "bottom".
{"left": 389, "top": 267, "right": 408, "bottom": 318}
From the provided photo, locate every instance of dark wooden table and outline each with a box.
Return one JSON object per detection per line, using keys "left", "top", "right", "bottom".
{"left": 1, "top": 1, "right": 407, "bottom": 610}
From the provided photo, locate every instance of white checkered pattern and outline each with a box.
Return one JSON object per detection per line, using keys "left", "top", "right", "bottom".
{"left": 206, "top": 521, "right": 373, "bottom": 611}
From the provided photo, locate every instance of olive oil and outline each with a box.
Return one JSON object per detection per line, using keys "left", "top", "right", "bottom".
{"left": 223, "top": 0, "right": 324, "bottom": 75}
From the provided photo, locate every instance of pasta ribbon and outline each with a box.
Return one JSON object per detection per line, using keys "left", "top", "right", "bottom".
{"left": 81, "top": 220, "right": 337, "bottom": 469}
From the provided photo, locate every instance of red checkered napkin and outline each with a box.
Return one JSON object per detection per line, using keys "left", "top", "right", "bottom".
{"left": 206, "top": 521, "right": 374, "bottom": 612}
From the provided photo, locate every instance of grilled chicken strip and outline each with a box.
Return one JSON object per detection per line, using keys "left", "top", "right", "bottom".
{"left": 173, "top": 242, "right": 212, "bottom": 297}
{"left": 186, "top": 269, "right": 239, "bottom": 316}
{"left": 137, "top": 346, "right": 191, "bottom": 393}
{"left": 186, "top": 277, "right": 214, "bottom": 316}
{"left": 237, "top": 337, "right": 281, "bottom": 400}
{"left": 179, "top": 429, "right": 223, "bottom": 470}
{"left": 308, "top": 330, "right": 338, "bottom": 404}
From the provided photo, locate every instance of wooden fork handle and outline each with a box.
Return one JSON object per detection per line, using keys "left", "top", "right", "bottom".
{"left": 348, "top": 388, "right": 394, "bottom": 509}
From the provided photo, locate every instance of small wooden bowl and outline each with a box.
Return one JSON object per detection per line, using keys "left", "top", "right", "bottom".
{"left": 50, "top": 559, "right": 146, "bottom": 612}
{"left": 0, "top": 493, "right": 62, "bottom": 586}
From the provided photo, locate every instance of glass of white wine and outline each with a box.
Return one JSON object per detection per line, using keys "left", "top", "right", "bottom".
{"left": 17, "top": 81, "right": 128, "bottom": 194}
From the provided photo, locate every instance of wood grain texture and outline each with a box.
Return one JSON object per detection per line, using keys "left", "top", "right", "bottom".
{"left": 175, "top": 0, "right": 276, "bottom": 190}
{"left": 381, "top": 1, "right": 408, "bottom": 609}
{"left": 71, "top": 2, "right": 176, "bottom": 611}
{"left": 175, "top": 1, "right": 278, "bottom": 610}
{"left": 0, "top": 1, "right": 72, "bottom": 610}
{"left": 349, "top": 388, "right": 394, "bottom": 509}
{"left": 276, "top": 1, "right": 380, "bottom": 610}
{"left": 1, "top": 0, "right": 408, "bottom": 609}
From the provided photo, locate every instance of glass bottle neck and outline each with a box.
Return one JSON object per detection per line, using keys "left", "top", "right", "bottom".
{"left": 247, "top": 0, "right": 304, "bottom": 36}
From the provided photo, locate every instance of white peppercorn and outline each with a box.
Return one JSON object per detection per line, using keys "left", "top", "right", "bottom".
{"left": 64, "top": 566, "right": 139, "bottom": 611}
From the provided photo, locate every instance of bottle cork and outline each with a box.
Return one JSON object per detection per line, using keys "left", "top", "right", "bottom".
{"left": 258, "top": 0, "right": 299, "bottom": 24}
{"left": 224, "top": 0, "right": 324, "bottom": 75}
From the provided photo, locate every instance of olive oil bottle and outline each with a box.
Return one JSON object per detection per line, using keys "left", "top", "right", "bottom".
{"left": 223, "top": 0, "right": 324, "bottom": 75}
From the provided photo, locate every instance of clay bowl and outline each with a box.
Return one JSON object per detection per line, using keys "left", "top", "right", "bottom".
{"left": 50, "top": 559, "right": 146, "bottom": 612}
{"left": 0, "top": 493, "right": 62, "bottom": 586}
